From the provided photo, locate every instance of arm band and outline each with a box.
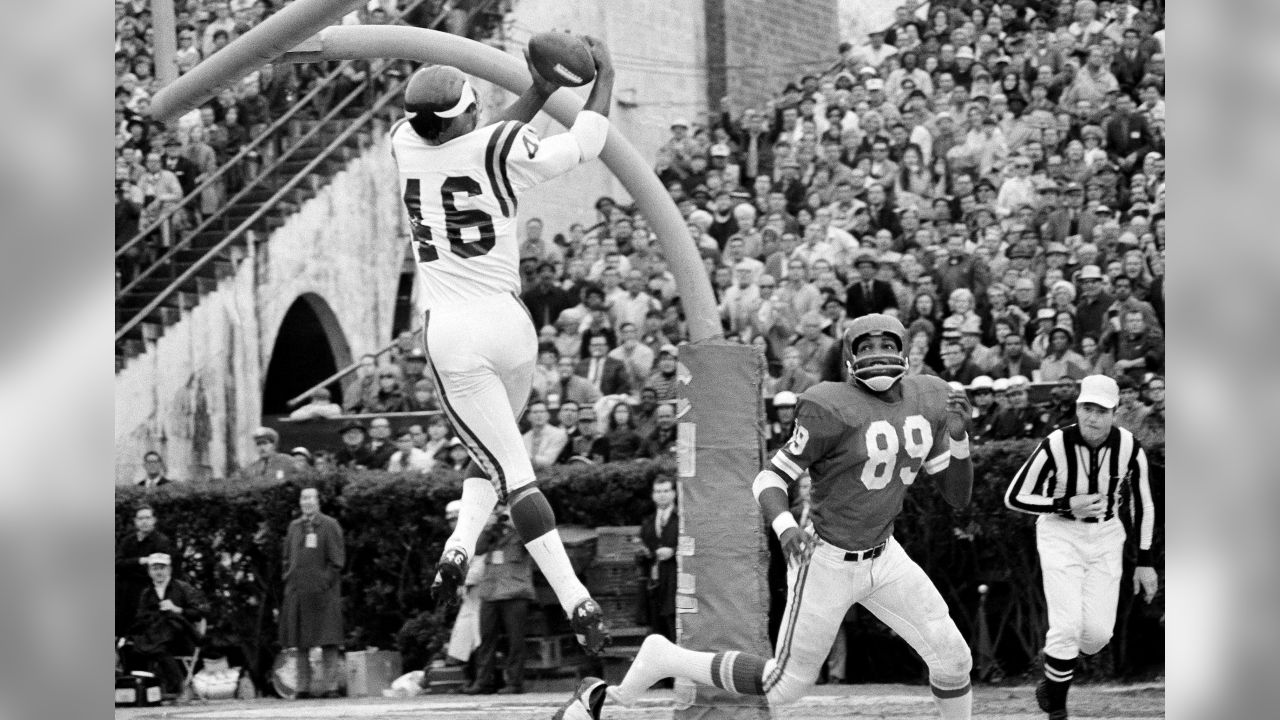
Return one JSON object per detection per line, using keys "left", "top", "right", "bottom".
{"left": 570, "top": 111, "right": 609, "bottom": 162}
{"left": 752, "top": 469, "right": 788, "bottom": 502}
{"left": 950, "top": 434, "right": 970, "bottom": 460}
{"left": 771, "top": 512, "right": 799, "bottom": 540}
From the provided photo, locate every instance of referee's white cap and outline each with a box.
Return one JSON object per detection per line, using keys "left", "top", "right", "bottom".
{"left": 1077, "top": 375, "right": 1119, "bottom": 409}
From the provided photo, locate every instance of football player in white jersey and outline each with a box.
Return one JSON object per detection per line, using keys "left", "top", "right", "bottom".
{"left": 391, "top": 38, "right": 614, "bottom": 654}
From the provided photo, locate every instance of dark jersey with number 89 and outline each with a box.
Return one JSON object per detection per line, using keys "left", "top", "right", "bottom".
{"left": 768, "top": 375, "right": 954, "bottom": 550}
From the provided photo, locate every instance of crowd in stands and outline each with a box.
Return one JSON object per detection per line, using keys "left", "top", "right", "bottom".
{"left": 502, "top": 0, "right": 1167, "bottom": 447}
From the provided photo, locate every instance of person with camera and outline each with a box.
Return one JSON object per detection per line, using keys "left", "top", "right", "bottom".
{"left": 464, "top": 504, "right": 535, "bottom": 695}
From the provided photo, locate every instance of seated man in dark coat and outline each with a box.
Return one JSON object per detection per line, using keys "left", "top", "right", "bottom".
{"left": 127, "top": 553, "right": 208, "bottom": 700}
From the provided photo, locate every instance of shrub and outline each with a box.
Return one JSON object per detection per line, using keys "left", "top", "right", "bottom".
{"left": 116, "top": 441, "right": 1163, "bottom": 688}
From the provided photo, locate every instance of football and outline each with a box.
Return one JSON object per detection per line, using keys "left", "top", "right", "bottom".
{"left": 528, "top": 32, "right": 596, "bottom": 87}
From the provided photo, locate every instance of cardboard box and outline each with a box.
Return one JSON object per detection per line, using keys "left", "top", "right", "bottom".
{"left": 345, "top": 650, "right": 402, "bottom": 697}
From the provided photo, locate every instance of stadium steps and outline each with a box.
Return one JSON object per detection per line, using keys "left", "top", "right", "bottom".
{"left": 115, "top": 108, "right": 384, "bottom": 371}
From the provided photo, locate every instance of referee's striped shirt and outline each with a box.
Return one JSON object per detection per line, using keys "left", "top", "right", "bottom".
{"left": 1004, "top": 423, "right": 1156, "bottom": 565}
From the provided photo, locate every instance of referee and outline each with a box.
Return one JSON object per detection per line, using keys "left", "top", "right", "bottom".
{"left": 1004, "top": 374, "right": 1159, "bottom": 720}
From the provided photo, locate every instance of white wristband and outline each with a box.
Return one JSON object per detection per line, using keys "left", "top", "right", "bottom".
{"left": 950, "top": 434, "right": 971, "bottom": 460}
{"left": 771, "top": 512, "right": 799, "bottom": 539}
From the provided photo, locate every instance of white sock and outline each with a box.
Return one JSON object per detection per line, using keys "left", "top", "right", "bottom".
{"left": 523, "top": 528, "right": 590, "bottom": 615}
{"left": 610, "top": 635, "right": 715, "bottom": 706}
{"left": 933, "top": 687, "right": 972, "bottom": 720}
{"left": 445, "top": 477, "right": 498, "bottom": 560}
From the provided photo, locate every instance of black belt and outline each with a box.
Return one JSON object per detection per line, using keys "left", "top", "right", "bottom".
{"left": 842, "top": 541, "right": 887, "bottom": 562}
{"left": 1065, "top": 514, "right": 1102, "bottom": 523}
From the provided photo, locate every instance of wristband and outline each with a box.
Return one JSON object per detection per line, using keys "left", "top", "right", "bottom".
{"left": 950, "top": 434, "right": 970, "bottom": 460}
{"left": 771, "top": 512, "right": 799, "bottom": 540}
{"left": 1052, "top": 496, "right": 1071, "bottom": 514}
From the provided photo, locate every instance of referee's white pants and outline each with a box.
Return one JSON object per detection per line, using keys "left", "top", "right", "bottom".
{"left": 762, "top": 537, "right": 972, "bottom": 705}
{"left": 1037, "top": 515, "right": 1127, "bottom": 659}
{"left": 423, "top": 293, "right": 537, "bottom": 500}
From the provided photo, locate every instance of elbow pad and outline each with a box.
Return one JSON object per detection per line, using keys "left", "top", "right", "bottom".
{"left": 570, "top": 111, "right": 609, "bottom": 162}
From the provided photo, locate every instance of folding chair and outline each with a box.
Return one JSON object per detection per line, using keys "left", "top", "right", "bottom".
{"left": 175, "top": 618, "right": 208, "bottom": 703}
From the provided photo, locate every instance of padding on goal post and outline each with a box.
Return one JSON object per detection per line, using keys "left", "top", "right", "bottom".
{"left": 673, "top": 342, "right": 771, "bottom": 720}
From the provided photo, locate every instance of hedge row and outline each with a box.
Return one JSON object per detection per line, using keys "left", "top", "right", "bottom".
{"left": 115, "top": 441, "right": 1163, "bottom": 688}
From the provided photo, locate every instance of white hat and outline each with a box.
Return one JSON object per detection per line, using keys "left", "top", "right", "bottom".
{"left": 992, "top": 378, "right": 1010, "bottom": 392}
{"left": 445, "top": 500, "right": 463, "bottom": 515}
{"left": 947, "top": 381, "right": 966, "bottom": 393}
{"left": 146, "top": 553, "right": 172, "bottom": 566}
{"left": 1077, "top": 374, "right": 1119, "bottom": 409}
{"left": 865, "top": 78, "right": 885, "bottom": 91}
{"left": 772, "top": 391, "right": 798, "bottom": 407}
{"left": 969, "top": 375, "right": 994, "bottom": 392}
{"left": 1077, "top": 264, "right": 1104, "bottom": 281}
{"left": 1008, "top": 375, "right": 1030, "bottom": 389}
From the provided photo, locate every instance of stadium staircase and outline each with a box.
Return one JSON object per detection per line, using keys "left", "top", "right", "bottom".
{"left": 114, "top": 0, "right": 507, "bottom": 373}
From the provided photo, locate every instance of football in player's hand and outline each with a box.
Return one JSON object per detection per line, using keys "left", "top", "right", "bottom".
{"left": 528, "top": 32, "right": 596, "bottom": 87}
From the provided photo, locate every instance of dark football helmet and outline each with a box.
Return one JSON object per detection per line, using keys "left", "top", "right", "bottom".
{"left": 842, "top": 313, "right": 909, "bottom": 392}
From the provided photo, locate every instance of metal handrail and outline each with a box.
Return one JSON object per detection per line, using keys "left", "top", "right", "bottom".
{"left": 116, "top": 76, "right": 375, "bottom": 300}
{"left": 115, "top": 0, "right": 442, "bottom": 264}
{"left": 285, "top": 327, "right": 422, "bottom": 408}
{"left": 116, "top": 79, "right": 405, "bottom": 343}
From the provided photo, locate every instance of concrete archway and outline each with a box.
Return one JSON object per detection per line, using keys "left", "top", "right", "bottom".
{"left": 262, "top": 292, "right": 353, "bottom": 414}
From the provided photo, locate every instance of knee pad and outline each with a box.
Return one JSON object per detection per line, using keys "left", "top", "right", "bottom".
{"left": 930, "top": 624, "right": 974, "bottom": 686}
{"left": 1079, "top": 627, "right": 1113, "bottom": 656}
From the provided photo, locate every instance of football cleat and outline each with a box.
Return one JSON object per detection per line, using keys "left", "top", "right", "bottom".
{"left": 842, "top": 313, "right": 909, "bottom": 392}
{"left": 1035, "top": 680, "right": 1052, "bottom": 712}
{"left": 569, "top": 598, "right": 611, "bottom": 656}
{"left": 551, "top": 677, "right": 607, "bottom": 720}
{"left": 430, "top": 547, "right": 469, "bottom": 607}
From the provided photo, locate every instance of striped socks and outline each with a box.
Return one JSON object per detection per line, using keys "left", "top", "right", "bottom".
{"left": 930, "top": 680, "right": 972, "bottom": 719}
{"left": 1042, "top": 654, "right": 1078, "bottom": 711}
{"left": 609, "top": 635, "right": 768, "bottom": 706}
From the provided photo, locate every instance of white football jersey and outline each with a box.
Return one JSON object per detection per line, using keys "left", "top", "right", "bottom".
{"left": 391, "top": 118, "right": 584, "bottom": 311}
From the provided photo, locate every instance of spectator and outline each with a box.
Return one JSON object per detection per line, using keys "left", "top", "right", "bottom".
{"left": 364, "top": 416, "right": 397, "bottom": 470}
{"left": 989, "top": 376, "right": 1044, "bottom": 440}
{"left": 590, "top": 401, "right": 651, "bottom": 463}
{"left": 289, "top": 447, "right": 314, "bottom": 474}
{"left": 399, "top": 347, "right": 431, "bottom": 390}
{"left": 609, "top": 322, "right": 656, "bottom": 394}
{"left": 420, "top": 415, "right": 452, "bottom": 463}
{"left": 125, "top": 553, "right": 208, "bottom": 702}
{"left": 279, "top": 487, "right": 345, "bottom": 699}
{"left": 406, "top": 378, "right": 442, "bottom": 413}
{"left": 1137, "top": 374, "right": 1165, "bottom": 443}
{"left": 367, "top": 366, "right": 413, "bottom": 414}
{"left": 465, "top": 504, "right": 535, "bottom": 695}
{"left": 245, "top": 426, "right": 295, "bottom": 483}
{"left": 938, "top": 341, "right": 983, "bottom": 385}
{"left": 844, "top": 254, "right": 898, "bottom": 319}
{"left": 522, "top": 400, "right": 568, "bottom": 471}
{"left": 554, "top": 353, "right": 603, "bottom": 407}
{"left": 765, "top": 390, "right": 799, "bottom": 452}
{"left": 115, "top": 504, "right": 177, "bottom": 637}
{"left": 559, "top": 404, "right": 600, "bottom": 464}
{"left": 522, "top": 261, "right": 576, "bottom": 332}
{"left": 644, "top": 344, "right": 682, "bottom": 402}
{"left": 636, "top": 476, "right": 679, "bottom": 642}
{"left": 343, "top": 354, "right": 379, "bottom": 413}
{"left": 967, "top": 376, "right": 1000, "bottom": 443}
{"left": 1105, "top": 307, "right": 1164, "bottom": 384}
{"left": 1113, "top": 375, "right": 1151, "bottom": 433}
{"left": 1040, "top": 326, "right": 1091, "bottom": 382}
{"left": 990, "top": 332, "right": 1042, "bottom": 379}
{"left": 387, "top": 428, "right": 433, "bottom": 474}
{"left": 334, "top": 421, "right": 374, "bottom": 469}
{"left": 288, "top": 387, "right": 342, "bottom": 420}
{"left": 1041, "top": 378, "right": 1082, "bottom": 432}
{"left": 644, "top": 401, "right": 679, "bottom": 460}
{"left": 135, "top": 450, "right": 175, "bottom": 489}
{"left": 444, "top": 499, "right": 486, "bottom": 673}
{"left": 578, "top": 333, "right": 631, "bottom": 396}
{"left": 792, "top": 311, "right": 835, "bottom": 377}
{"left": 436, "top": 437, "right": 473, "bottom": 472}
